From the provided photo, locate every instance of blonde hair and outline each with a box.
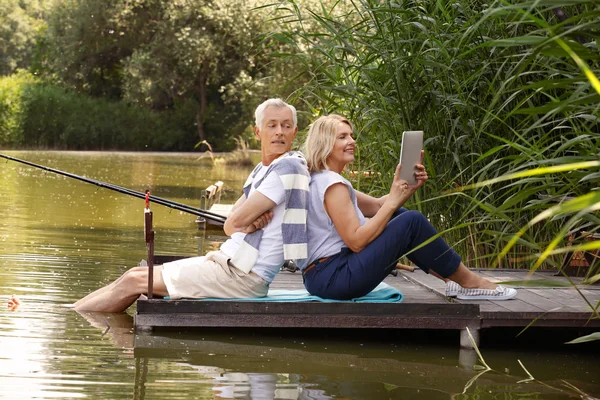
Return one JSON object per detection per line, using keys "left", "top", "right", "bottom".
{"left": 304, "top": 114, "right": 353, "bottom": 173}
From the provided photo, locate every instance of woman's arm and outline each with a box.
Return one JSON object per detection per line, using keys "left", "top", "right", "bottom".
{"left": 356, "top": 151, "right": 428, "bottom": 218}
{"left": 325, "top": 183, "right": 398, "bottom": 252}
{"left": 356, "top": 191, "right": 387, "bottom": 218}
{"left": 327, "top": 162, "right": 426, "bottom": 252}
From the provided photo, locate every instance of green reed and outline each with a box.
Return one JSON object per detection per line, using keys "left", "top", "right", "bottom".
{"left": 269, "top": 0, "right": 600, "bottom": 274}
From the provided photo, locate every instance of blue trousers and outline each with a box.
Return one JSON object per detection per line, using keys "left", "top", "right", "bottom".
{"left": 303, "top": 208, "right": 462, "bottom": 300}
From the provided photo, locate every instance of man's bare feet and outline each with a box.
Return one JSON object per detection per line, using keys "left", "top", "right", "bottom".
{"left": 8, "top": 295, "right": 21, "bottom": 311}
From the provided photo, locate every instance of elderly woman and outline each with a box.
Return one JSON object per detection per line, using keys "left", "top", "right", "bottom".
{"left": 301, "top": 114, "right": 517, "bottom": 301}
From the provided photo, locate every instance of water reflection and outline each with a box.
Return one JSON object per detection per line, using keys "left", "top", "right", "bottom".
{"left": 68, "top": 310, "right": 598, "bottom": 400}
{"left": 1, "top": 152, "right": 599, "bottom": 399}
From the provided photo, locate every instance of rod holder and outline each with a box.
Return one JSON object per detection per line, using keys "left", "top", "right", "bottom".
{"left": 144, "top": 189, "right": 155, "bottom": 300}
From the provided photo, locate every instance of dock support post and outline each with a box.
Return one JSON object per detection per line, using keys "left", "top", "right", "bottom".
{"left": 134, "top": 310, "right": 154, "bottom": 333}
{"left": 458, "top": 348, "right": 478, "bottom": 369}
{"left": 136, "top": 324, "right": 153, "bottom": 333}
{"left": 196, "top": 216, "right": 207, "bottom": 231}
{"left": 144, "top": 191, "right": 155, "bottom": 299}
{"left": 460, "top": 327, "right": 480, "bottom": 349}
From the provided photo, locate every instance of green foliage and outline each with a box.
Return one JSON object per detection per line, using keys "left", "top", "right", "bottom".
{"left": 273, "top": 0, "right": 600, "bottom": 269}
{"left": 45, "top": 0, "right": 138, "bottom": 98}
{"left": 0, "top": 71, "right": 205, "bottom": 150}
{"left": 565, "top": 332, "right": 600, "bottom": 344}
{"left": 0, "top": 0, "right": 52, "bottom": 76}
{"left": 2, "top": 0, "right": 350, "bottom": 151}
{"left": 119, "top": 0, "right": 270, "bottom": 145}
{"left": 19, "top": 83, "right": 142, "bottom": 149}
{"left": 39, "top": 0, "right": 280, "bottom": 148}
{"left": 0, "top": 70, "right": 36, "bottom": 145}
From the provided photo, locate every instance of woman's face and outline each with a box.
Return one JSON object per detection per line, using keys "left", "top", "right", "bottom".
{"left": 327, "top": 122, "right": 355, "bottom": 171}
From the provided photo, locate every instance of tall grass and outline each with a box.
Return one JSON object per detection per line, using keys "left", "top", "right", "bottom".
{"left": 269, "top": 0, "right": 600, "bottom": 274}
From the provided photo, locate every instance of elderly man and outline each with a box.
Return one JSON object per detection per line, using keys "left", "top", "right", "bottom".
{"left": 73, "top": 98, "right": 309, "bottom": 312}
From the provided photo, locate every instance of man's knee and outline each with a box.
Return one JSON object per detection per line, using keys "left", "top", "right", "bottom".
{"left": 121, "top": 267, "right": 149, "bottom": 289}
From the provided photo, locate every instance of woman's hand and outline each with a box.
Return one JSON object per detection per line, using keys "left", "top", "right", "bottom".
{"left": 389, "top": 151, "right": 428, "bottom": 207}
{"left": 412, "top": 150, "right": 428, "bottom": 190}
{"left": 388, "top": 164, "right": 413, "bottom": 208}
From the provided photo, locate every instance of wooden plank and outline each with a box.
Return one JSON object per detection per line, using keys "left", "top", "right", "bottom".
{"left": 480, "top": 311, "right": 600, "bottom": 328}
{"left": 134, "top": 313, "right": 479, "bottom": 330}
{"left": 525, "top": 288, "right": 595, "bottom": 313}
{"left": 136, "top": 299, "right": 479, "bottom": 317}
{"left": 475, "top": 301, "right": 512, "bottom": 313}
{"left": 208, "top": 203, "right": 233, "bottom": 217}
{"left": 478, "top": 270, "right": 587, "bottom": 286}
{"left": 485, "top": 297, "right": 545, "bottom": 313}
{"left": 508, "top": 287, "right": 569, "bottom": 311}
{"left": 399, "top": 269, "right": 552, "bottom": 313}
{"left": 477, "top": 270, "right": 555, "bottom": 283}
{"left": 528, "top": 288, "right": 598, "bottom": 310}
{"left": 397, "top": 270, "right": 446, "bottom": 297}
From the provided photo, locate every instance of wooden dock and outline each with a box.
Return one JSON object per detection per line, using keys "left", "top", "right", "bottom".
{"left": 135, "top": 269, "right": 600, "bottom": 348}
{"left": 195, "top": 181, "right": 234, "bottom": 229}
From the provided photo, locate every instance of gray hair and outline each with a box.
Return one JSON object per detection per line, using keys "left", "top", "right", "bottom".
{"left": 254, "top": 98, "right": 297, "bottom": 129}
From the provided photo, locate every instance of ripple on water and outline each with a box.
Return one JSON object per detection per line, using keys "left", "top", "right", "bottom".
{"left": 1, "top": 152, "right": 599, "bottom": 399}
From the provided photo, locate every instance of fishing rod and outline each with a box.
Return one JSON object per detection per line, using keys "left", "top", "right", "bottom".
{"left": 0, "top": 152, "right": 227, "bottom": 224}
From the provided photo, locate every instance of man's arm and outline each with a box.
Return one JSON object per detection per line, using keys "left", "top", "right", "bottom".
{"left": 223, "top": 191, "right": 276, "bottom": 236}
{"left": 229, "top": 194, "right": 246, "bottom": 214}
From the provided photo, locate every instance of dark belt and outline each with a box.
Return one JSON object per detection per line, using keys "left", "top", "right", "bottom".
{"left": 302, "top": 257, "right": 329, "bottom": 276}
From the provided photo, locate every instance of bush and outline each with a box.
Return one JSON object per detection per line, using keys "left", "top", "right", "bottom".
{"left": 0, "top": 70, "right": 36, "bottom": 146}
{"left": 0, "top": 71, "right": 232, "bottom": 151}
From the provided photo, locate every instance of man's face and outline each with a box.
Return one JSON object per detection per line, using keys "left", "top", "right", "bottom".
{"left": 255, "top": 106, "right": 297, "bottom": 162}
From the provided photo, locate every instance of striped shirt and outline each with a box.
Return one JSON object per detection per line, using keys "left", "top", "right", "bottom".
{"left": 230, "top": 151, "right": 310, "bottom": 275}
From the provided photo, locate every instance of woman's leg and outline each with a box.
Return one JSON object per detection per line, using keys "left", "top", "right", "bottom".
{"left": 447, "top": 264, "right": 496, "bottom": 290}
{"left": 384, "top": 210, "right": 463, "bottom": 276}
{"left": 390, "top": 211, "right": 502, "bottom": 290}
{"left": 305, "top": 209, "right": 503, "bottom": 300}
{"left": 304, "top": 209, "right": 455, "bottom": 299}
{"left": 430, "top": 265, "right": 496, "bottom": 290}
{"left": 393, "top": 212, "right": 517, "bottom": 298}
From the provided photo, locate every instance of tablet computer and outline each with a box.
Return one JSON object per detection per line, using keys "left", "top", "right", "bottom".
{"left": 398, "top": 130, "right": 423, "bottom": 185}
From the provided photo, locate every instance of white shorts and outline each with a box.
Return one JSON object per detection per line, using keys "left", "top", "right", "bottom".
{"left": 161, "top": 251, "right": 269, "bottom": 300}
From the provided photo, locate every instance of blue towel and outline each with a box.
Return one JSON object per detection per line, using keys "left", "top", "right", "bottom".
{"left": 180, "top": 282, "right": 402, "bottom": 303}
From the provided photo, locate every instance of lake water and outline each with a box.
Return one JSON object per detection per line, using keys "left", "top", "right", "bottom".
{"left": 1, "top": 151, "right": 599, "bottom": 399}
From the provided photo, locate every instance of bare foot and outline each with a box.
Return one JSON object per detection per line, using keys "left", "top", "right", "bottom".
{"left": 7, "top": 295, "right": 21, "bottom": 312}
{"left": 474, "top": 277, "right": 497, "bottom": 290}
{"left": 447, "top": 264, "right": 498, "bottom": 290}
{"left": 459, "top": 277, "right": 497, "bottom": 290}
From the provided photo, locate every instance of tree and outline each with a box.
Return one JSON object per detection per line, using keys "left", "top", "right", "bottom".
{"left": 44, "top": 0, "right": 145, "bottom": 98}
{"left": 120, "top": 0, "right": 264, "bottom": 144}
{"left": 0, "top": 0, "right": 51, "bottom": 76}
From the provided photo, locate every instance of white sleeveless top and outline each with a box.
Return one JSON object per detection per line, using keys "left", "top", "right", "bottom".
{"left": 302, "top": 170, "right": 366, "bottom": 269}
